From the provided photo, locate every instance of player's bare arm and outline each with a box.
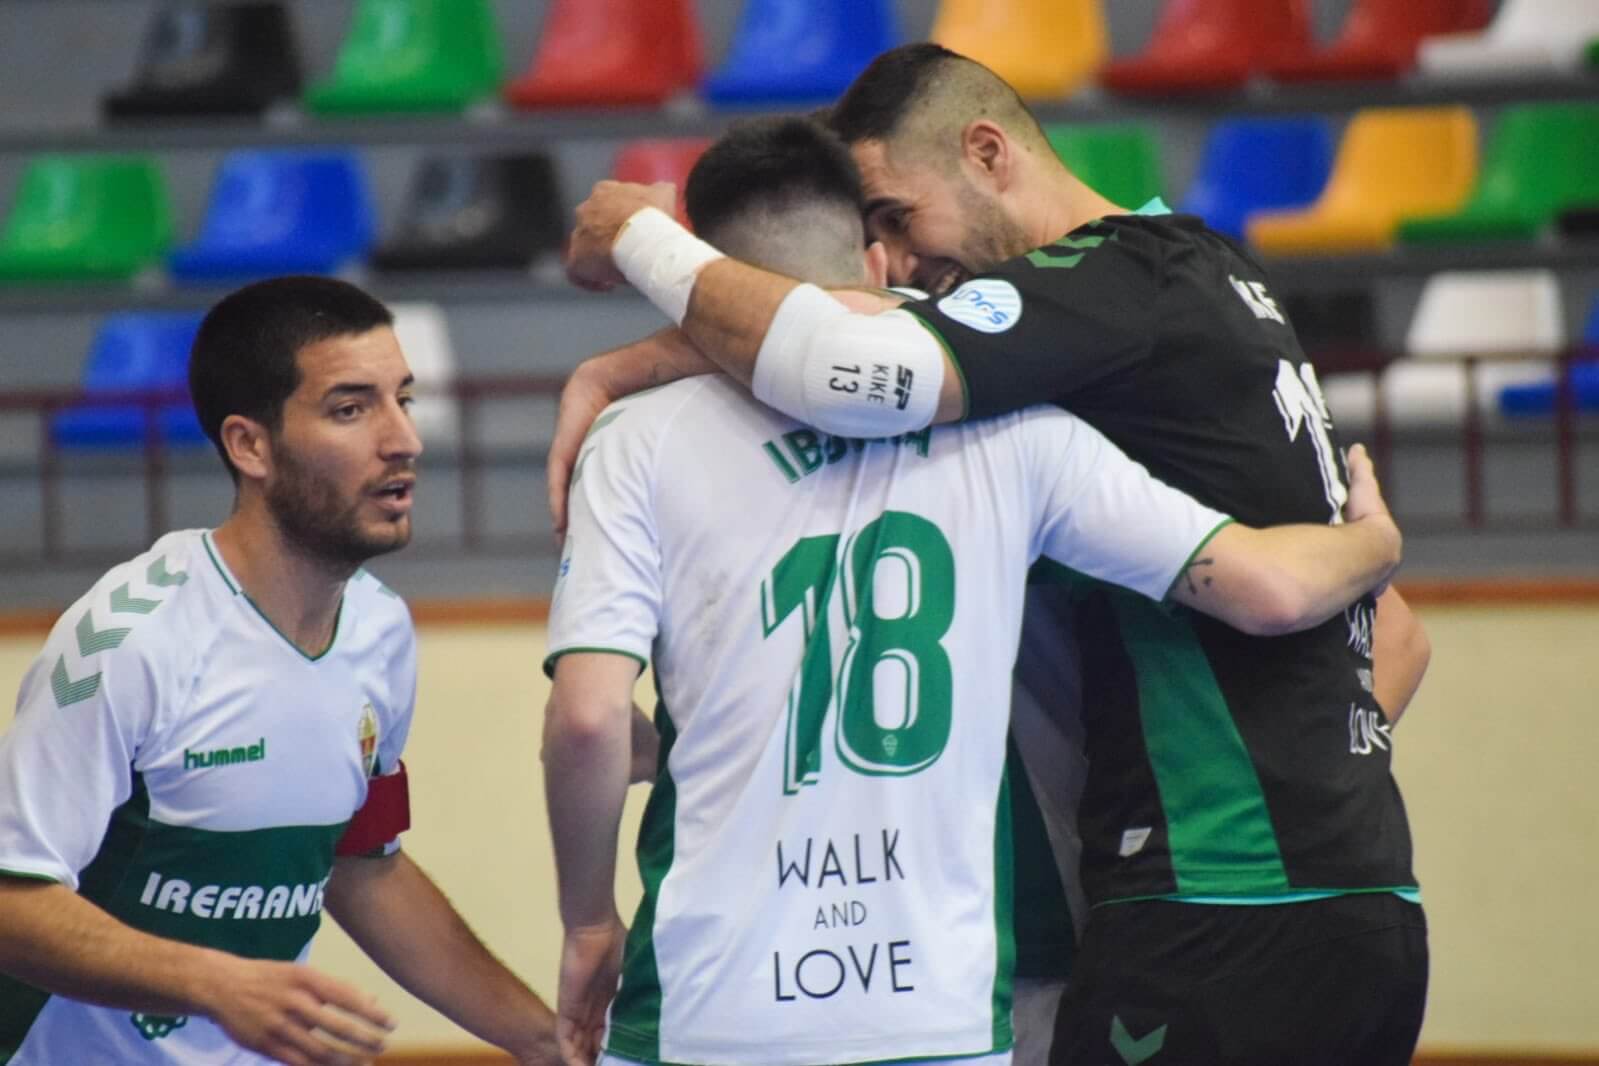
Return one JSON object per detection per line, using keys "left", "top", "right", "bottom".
{"left": 0, "top": 875, "right": 392, "bottom": 1066}
{"left": 565, "top": 181, "right": 964, "bottom": 427}
{"left": 1169, "top": 444, "right": 1402, "bottom": 636}
{"left": 542, "top": 653, "right": 636, "bottom": 1066}
{"left": 323, "top": 850, "right": 559, "bottom": 1065}
{"left": 1371, "top": 587, "right": 1430, "bottom": 723}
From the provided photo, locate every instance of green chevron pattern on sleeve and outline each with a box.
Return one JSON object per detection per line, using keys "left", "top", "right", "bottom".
{"left": 51, "top": 554, "right": 188, "bottom": 710}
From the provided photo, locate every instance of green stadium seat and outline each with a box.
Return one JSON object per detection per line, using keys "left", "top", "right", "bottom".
{"left": 1045, "top": 125, "right": 1163, "bottom": 210}
{"left": 1400, "top": 104, "right": 1599, "bottom": 244}
{"left": 0, "top": 155, "right": 172, "bottom": 283}
{"left": 305, "top": 0, "right": 502, "bottom": 115}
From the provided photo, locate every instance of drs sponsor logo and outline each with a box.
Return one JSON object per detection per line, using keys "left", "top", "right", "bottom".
{"left": 937, "top": 279, "right": 1023, "bottom": 334}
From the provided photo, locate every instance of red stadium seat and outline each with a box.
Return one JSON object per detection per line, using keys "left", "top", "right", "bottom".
{"left": 612, "top": 139, "right": 712, "bottom": 227}
{"left": 1265, "top": 0, "right": 1494, "bottom": 82}
{"left": 1100, "top": 0, "right": 1311, "bottom": 95}
{"left": 505, "top": 0, "right": 701, "bottom": 109}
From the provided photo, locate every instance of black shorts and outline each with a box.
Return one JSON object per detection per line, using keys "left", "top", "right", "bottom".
{"left": 1050, "top": 893, "right": 1428, "bottom": 1066}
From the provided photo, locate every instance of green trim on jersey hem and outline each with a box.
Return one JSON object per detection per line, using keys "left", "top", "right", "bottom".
{"left": 1094, "top": 885, "right": 1423, "bottom": 907}
{"left": 204, "top": 531, "right": 346, "bottom": 662}
{"left": 0, "top": 867, "right": 60, "bottom": 884}
{"left": 543, "top": 646, "right": 649, "bottom": 679}
{"left": 903, "top": 314, "right": 971, "bottom": 422}
{"left": 608, "top": 700, "right": 678, "bottom": 1062}
{"left": 990, "top": 765, "right": 1016, "bottom": 1049}
{"left": 600, "top": 1047, "right": 1013, "bottom": 1066}
{"left": 1162, "top": 517, "right": 1236, "bottom": 602}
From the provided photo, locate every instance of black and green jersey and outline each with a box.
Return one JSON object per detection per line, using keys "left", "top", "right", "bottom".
{"left": 903, "top": 208, "right": 1417, "bottom": 905}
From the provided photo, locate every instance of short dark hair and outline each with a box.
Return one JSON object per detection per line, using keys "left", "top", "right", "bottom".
{"left": 188, "top": 276, "right": 393, "bottom": 481}
{"left": 686, "top": 116, "right": 865, "bottom": 240}
{"left": 829, "top": 43, "right": 962, "bottom": 145}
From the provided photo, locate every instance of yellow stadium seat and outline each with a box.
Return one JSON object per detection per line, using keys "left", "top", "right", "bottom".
{"left": 1246, "top": 107, "right": 1478, "bottom": 255}
{"left": 931, "top": 0, "right": 1107, "bottom": 100}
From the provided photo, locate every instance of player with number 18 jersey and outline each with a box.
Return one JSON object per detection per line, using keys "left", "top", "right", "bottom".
{"left": 546, "top": 375, "right": 1230, "bottom": 1066}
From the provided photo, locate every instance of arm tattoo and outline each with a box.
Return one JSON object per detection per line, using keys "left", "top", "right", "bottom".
{"left": 1179, "top": 556, "right": 1216, "bottom": 597}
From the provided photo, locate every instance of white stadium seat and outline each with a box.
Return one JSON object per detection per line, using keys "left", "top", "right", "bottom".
{"left": 1322, "top": 271, "right": 1563, "bottom": 428}
{"left": 1418, "top": 0, "right": 1599, "bottom": 78}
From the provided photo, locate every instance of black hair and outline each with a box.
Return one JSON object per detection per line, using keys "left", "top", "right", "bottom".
{"left": 188, "top": 275, "right": 393, "bottom": 482}
{"left": 685, "top": 116, "right": 866, "bottom": 240}
{"left": 829, "top": 43, "right": 963, "bottom": 145}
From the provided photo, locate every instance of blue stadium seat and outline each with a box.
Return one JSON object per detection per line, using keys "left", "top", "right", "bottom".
{"left": 1499, "top": 298, "right": 1599, "bottom": 416}
{"left": 702, "top": 0, "right": 900, "bottom": 105}
{"left": 53, "top": 313, "right": 207, "bottom": 448}
{"left": 168, "top": 150, "right": 376, "bottom": 282}
{"left": 1180, "top": 118, "right": 1335, "bottom": 242}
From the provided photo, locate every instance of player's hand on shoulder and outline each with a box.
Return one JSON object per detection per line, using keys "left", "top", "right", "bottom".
{"left": 567, "top": 180, "right": 678, "bottom": 293}
{"left": 198, "top": 955, "right": 393, "bottom": 1066}
{"left": 556, "top": 914, "right": 628, "bottom": 1066}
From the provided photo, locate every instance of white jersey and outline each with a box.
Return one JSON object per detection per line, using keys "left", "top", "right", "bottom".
{"left": 547, "top": 377, "right": 1228, "bottom": 1066}
{"left": 0, "top": 529, "right": 416, "bottom": 1065}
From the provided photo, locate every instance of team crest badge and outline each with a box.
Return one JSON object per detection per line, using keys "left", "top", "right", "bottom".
{"left": 130, "top": 1014, "right": 187, "bottom": 1041}
{"left": 358, "top": 703, "right": 380, "bottom": 778}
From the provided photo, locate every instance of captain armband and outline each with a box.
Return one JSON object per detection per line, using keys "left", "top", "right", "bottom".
{"left": 335, "top": 762, "right": 412, "bottom": 857}
{"left": 750, "top": 284, "right": 945, "bottom": 439}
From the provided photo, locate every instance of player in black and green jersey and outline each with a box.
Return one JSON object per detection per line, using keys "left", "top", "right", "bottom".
{"left": 552, "top": 43, "right": 1431, "bottom": 1066}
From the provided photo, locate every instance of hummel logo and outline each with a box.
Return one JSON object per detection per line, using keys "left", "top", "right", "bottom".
{"left": 183, "top": 737, "right": 266, "bottom": 770}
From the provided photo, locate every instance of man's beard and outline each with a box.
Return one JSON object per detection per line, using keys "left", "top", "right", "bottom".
{"left": 947, "top": 181, "right": 1032, "bottom": 289}
{"left": 265, "top": 442, "right": 412, "bottom": 569}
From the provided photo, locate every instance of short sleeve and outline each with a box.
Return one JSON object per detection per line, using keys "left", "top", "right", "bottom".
{"left": 1020, "top": 407, "right": 1231, "bottom": 602}
{"left": 376, "top": 611, "right": 416, "bottom": 779}
{"left": 0, "top": 614, "right": 163, "bottom": 889}
{"left": 900, "top": 221, "right": 1159, "bottom": 420}
{"left": 544, "top": 402, "right": 664, "bottom": 675}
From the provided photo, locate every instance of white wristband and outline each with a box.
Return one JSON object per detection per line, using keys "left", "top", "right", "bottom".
{"left": 610, "top": 206, "right": 725, "bottom": 325}
{"left": 753, "top": 284, "right": 945, "bottom": 439}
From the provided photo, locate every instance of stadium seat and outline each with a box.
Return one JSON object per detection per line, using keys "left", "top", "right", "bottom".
{"left": 506, "top": 0, "right": 700, "bottom": 109}
{"left": 1499, "top": 297, "right": 1599, "bottom": 417}
{"left": 1045, "top": 125, "right": 1163, "bottom": 210}
{"left": 1246, "top": 108, "right": 1477, "bottom": 255}
{"left": 1178, "top": 117, "right": 1333, "bottom": 240}
{"left": 704, "top": 0, "right": 899, "bottom": 105}
{"left": 1100, "top": 0, "right": 1311, "bottom": 95}
{"left": 1330, "top": 271, "right": 1562, "bottom": 427}
{"left": 1263, "top": 0, "right": 1492, "bottom": 82}
{"left": 389, "top": 303, "right": 458, "bottom": 444}
{"left": 167, "top": 151, "right": 376, "bottom": 282}
{"left": 372, "top": 153, "right": 564, "bottom": 272}
{"left": 103, "top": 1, "right": 302, "bottom": 120}
{"left": 930, "top": 0, "right": 1107, "bottom": 101}
{"left": 1399, "top": 104, "right": 1599, "bottom": 244}
{"left": 612, "top": 140, "right": 712, "bottom": 227}
{"left": 1418, "top": 0, "right": 1599, "bottom": 78}
{"left": 0, "top": 156, "right": 172, "bottom": 283}
{"left": 305, "top": 0, "right": 501, "bottom": 115}
{"left": 52, "top": 313, "right": 207, "bottom": 449}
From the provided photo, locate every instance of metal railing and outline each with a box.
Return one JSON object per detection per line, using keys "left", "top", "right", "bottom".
{"left": 0, "top": 353, "right": 1593, "bottom": 568}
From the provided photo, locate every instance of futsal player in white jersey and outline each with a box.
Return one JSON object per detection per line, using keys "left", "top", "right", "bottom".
{"left": 544, "top": 119, "right": 1403, "bottom": 1066}
{"left": 0, "top": 278, "right": 559, "bottom": 1066}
